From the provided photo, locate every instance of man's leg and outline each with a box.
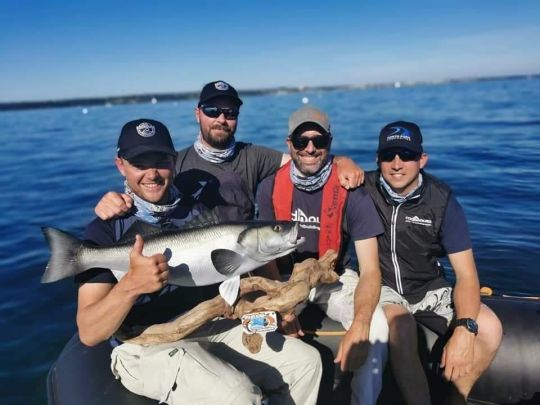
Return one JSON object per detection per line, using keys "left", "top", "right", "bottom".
{"left": 187, "top": 319, "right": 322, "bottom": 405}
{"left": 452, "top": 304, "right": 502, "bottom": 397}
{"left": 311, "top": 269, "right": 389, "bottom": 405}
{"left": 111, "top": 340, "right": 262, "bottom": 405}
{"left": 383, "top": 303, "right": 431, "bottom": 405}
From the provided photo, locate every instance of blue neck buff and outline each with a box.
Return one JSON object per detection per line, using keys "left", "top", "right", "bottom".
{"left": 379, "top": 172, "right": 423, "bottom": 204}
{"left": 193, "top": 133, "right": 236, "bottom": 163}
{"left": 290, "top": 157, "right": 333, "bottom": 192}
{"left": 124, "top": 182, "right": 182, "bottom": 224}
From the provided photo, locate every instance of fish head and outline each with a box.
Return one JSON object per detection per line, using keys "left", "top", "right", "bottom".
{"left": 238, "top": 221, "right": 305, "bottom": 262}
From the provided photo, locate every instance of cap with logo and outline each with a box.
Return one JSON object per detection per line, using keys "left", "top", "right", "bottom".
{"left": 378, "top": 121, "right": 423, "bottom": 154}
{"left": 117, "top": 119, "right": 176, "bottom": 160}
{"left": 198, "top": 80, "right": 243, "bottom": 107}
{"left": 288, "top": 106, "right": 331, "bottom": 136}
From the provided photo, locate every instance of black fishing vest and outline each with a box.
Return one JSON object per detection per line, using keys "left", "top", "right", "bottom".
{"left": 364, "top": 171, "right": 451, "bottom": 303}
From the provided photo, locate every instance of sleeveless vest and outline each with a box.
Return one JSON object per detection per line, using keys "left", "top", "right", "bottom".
{"left": 364, "top": 171, "right": 451, "bottom": 302}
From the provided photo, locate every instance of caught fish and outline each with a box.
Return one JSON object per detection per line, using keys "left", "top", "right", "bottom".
{"left": 41, "top": 221, "right": 305, "bottom": 286}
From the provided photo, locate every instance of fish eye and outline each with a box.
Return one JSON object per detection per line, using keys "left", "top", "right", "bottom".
{"left": 273, "top": 225, "right": 282, "bottom": 232}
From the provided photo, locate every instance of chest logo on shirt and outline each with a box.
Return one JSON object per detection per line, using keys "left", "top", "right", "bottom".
{"left": 192, "top": 181, "right": 208, "bottom": 200}
{"left": 405, "top": 215, "right": 432, "bottom": 227}
{"left": 292, "top": 208, "right": 320, "bottom": 230}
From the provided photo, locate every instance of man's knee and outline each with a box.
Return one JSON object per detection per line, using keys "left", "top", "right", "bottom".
{"left": 296, "top": 341, "right": 323, "bottom": 375}
{"left": 369, "top": 306, "right": 389, "bottom": 343}
{"left": 477, "top": 305, "right": 503, "bottom": 355}
{"left": 386, "top": 309, "right": 417, "bottom": 344}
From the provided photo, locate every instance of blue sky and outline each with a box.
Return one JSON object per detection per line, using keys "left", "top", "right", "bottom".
{"left": 1, "top": 0, "right": 539, "bottom": 102}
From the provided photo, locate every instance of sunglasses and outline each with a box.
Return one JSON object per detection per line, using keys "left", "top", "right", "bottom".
{"left": 128, "top": 154, "right": 174, "bottom": 170}
{"left": 200, "top": 105, "right": 239, "bottom": 120}
{"left": 378, "top": 148, "right": 421, "bottom": 162}
{"left": 289, "top": 134, "right": 331, "bottom": 150}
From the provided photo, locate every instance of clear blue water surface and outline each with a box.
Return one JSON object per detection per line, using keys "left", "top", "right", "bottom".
{"left": 1, "top": 77, "right": 539, "bottom": 402}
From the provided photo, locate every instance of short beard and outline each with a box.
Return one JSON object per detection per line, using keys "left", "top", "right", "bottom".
{"left": 201, "top": 126, "right": 234, "bottom": 149}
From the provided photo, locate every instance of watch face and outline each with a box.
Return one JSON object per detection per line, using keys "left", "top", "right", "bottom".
{"left": 466, "top": 319, "right": 478, "bottom": 334}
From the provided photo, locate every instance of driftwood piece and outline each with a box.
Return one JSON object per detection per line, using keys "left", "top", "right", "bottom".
{"left": 116, "top": 250, "right": 339, "bottom": 349}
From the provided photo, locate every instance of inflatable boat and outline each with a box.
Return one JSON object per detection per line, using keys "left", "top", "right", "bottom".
{"left": 47, "top": 295, "right": 539, "bottom": 404}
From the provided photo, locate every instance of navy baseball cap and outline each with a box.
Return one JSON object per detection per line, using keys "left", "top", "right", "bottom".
{"left": 117, "top": 119, "right": 176, "bottom": 160}
{"left": 198, "top": 80, "right": 243, "bottom": 106}
{"left": 378, "top": 121, "right": 423, "bottom": 154}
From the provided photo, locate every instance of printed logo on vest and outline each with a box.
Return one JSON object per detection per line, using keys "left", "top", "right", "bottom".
{"left": 405, "top": 215, "right": 432, "bottom": 226}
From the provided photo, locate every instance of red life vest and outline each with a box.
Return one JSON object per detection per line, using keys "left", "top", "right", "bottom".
{"left": 272, "top": 161, "right": 348, "bottom": 258}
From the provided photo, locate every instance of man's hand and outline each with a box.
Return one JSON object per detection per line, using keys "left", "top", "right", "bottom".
{"left": 123, "top": 235, "right": 169, "bottom": 295}
{"left": 279, "top": 313, "right": 304, "bottom": 338}
{"left": 334, "top": 322, "right": 370, "bottom": 372}
{"left": 440, "top": 327, "right": 475, "bottom": 382}
{"left": 334, "top": 156, "right": 364, "bottom": 189}
{"left": 95, "top": 192, "right": 133, "bottom": 220}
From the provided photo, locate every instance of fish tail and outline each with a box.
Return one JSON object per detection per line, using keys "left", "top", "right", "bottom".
{"left": 41, "top": 227, "right": 84, "bottom": 283}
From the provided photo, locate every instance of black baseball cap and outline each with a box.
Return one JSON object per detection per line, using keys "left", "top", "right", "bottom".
{"left": 378, "top": 121, "right": 423, "bottom": 154}
{"left": 117, "top": 119, "right": 176, "bottom": 160}
{"left": 198, "top": 80, "right": 243, "bottom": 106}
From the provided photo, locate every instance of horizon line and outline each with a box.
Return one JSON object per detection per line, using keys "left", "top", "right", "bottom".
{"left": 1, "top": 72, "right": 538, "bottom": 112}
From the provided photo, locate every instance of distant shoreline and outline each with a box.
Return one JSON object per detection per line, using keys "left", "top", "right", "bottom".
{"left": 1, "top": 73, "right": 538, "bottom": 112}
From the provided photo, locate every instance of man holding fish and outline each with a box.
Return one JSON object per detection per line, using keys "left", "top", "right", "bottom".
{"left": 61, "top": 118, "right": 323, "bottom": 404}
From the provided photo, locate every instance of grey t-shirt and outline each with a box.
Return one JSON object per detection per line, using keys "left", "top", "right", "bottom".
{"left": 174, "top": 142, "right": 283, "bottom": 220}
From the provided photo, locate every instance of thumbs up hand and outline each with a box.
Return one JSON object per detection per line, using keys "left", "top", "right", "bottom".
{"left": 125, "top": 234, "right": 169, "bottom": 294}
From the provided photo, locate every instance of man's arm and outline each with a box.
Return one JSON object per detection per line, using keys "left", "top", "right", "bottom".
{"left": 335, "top": 237, "right": 381, "bottom": 371}
{"left": 77, "top": 235, "right": 169, "bottom": 346}
{"left": 440, "top": 248, "right": 480, "bottom": 381}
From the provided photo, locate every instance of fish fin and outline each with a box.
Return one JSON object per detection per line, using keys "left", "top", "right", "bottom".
{"left": 41, "top": 227, "right": 85, "bottom": 283}
{"left": 117, "top": 220, "right": 162, "bottom": 243}
{"left": 219, "top": 276, "right": 240, "bottom": 306}
{"left": 181, "top": 208, "right": 222, "bottom": 230}
{"left": 211, "top": 249, "right": 244, "bottom": 275}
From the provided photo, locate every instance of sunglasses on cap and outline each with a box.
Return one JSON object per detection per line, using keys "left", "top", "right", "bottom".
{"left": 200, "top": 105, "right": 239, "bottom": 120}
{"left": 289, "top": 134, "right": 331, "bottom": 150}
{"left": 378, "top": 148, "right": 421, "bottom": 162}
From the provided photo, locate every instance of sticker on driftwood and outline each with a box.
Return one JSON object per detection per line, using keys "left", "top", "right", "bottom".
{"left": 241, "top": 311, "right": 278, "bottom": 334}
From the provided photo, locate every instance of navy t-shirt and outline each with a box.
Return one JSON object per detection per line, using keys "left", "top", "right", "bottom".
{"left": 441, "top": 195, "right": 472, "bottom": 254}
{"left": 257, "top": 174, "right": 384, "bottom": 271}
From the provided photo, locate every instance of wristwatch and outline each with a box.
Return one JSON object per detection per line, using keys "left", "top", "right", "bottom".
{"left": 454, "top": 318, "right": 478, "bottom": 336}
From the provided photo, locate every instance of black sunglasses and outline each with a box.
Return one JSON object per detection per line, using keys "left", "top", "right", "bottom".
{"left": 289, "top": 134, "right": 331, "bottom": 150}
{"left": 200, "top": 105, "right": 239, "bottom": 120}
{"left": 378, "top": 148, "right": 421, "bottom": 162}
{"left": 128, "top": 154, "right": 174, "bottom": 170}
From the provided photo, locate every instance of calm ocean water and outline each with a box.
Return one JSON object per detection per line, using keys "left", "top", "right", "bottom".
{"left": 1, "top": 77, "right": 539, "bottom": 403}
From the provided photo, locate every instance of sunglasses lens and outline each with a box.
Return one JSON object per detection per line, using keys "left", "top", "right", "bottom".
{"left": 379, "top": 149, "right": 420, "bottom": 162}
{"left": 290, "top": 135, "right": 330, "bottom": 150}
{"left": 311, "top": 136, "right": 330, "bottom": 149}
{"left": 201, "top": 106, "right": 239, "bottom": 119}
